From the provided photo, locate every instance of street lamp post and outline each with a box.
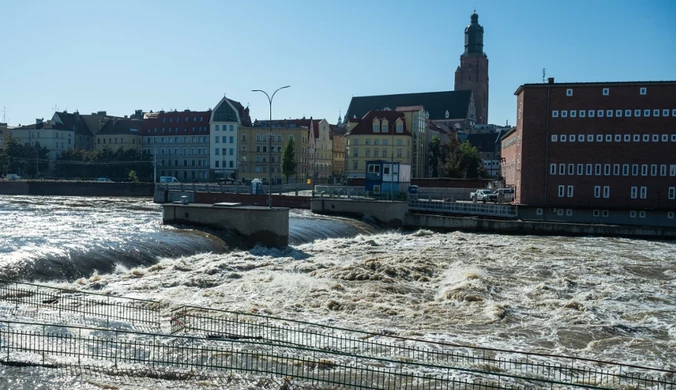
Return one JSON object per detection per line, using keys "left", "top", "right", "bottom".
{"left": 252, "top": 85, "right": 290, "bottom": 208}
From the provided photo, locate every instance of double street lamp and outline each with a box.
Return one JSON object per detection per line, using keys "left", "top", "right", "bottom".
{"left": 252, "top": 85, "right": 290, "bottom": 208}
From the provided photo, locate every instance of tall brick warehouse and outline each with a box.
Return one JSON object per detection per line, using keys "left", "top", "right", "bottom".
{"left": 501, "top": 79, "right": 676, "bottom": 227}
{"left": 455, "top": 11, "right": 489, "bottom": 125}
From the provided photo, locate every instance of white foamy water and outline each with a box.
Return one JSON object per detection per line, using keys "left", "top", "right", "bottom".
{"left": 0, "top": 196, "right": 674, "bottom": 389}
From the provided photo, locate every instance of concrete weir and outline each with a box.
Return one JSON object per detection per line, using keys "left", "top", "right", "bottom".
{"left": 311, "top": 198, "right": 408, "bottom": 227}
{"left": 162, "top": 203, "right": 289, "bottom": 247}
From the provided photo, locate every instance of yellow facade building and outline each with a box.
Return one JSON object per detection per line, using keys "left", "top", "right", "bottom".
{"left": 95, "top": 119, "right": 143, "bottom": 151}
{"left": 331, "top": 130, "right": 345, "bottom": 183}
{"left": 238, "top": 125, "right": 309, "bottom": 184}
{"left": 345, "top": 110, "right": 413, "bottom": 179}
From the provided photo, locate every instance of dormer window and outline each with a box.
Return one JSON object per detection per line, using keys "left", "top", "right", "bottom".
{"left": 382, "top": 119, "right": 389, "bottom": 133}
{"left": 372, "top": 120, "right": 380, "bottom": 133}
{"left": 396, "top": 119, "right": 403, "bottom": 133}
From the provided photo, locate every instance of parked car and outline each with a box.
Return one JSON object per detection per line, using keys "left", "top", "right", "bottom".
{"left": 159, "top": 176, "right": 180, "bottom": 183}
{"left": 494, "top": 188, "right": 515, "bottom": 203}
{"left": 6, "top": 174, "right": 20, "bottom": 180}
{"left": 218, "top": 178, "right": 240, "bottom": 185}
{"left": 97, "top": 177, "right": 113, "bottom": 182}
{"left": 470, "top": 189, "right": 497, "bottom": 203}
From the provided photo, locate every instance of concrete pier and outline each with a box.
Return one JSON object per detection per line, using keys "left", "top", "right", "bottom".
{"left": 311, "top": 198, "right": 408, "bottom": 227}
{"left": 162, "top": 203, "right": 289, "bottom": 247}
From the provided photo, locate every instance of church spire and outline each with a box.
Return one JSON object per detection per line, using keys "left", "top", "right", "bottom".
{"left": 464, "top": 11, "right": 484, "bottom": 56}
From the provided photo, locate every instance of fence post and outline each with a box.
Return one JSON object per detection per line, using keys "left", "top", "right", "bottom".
{"left": 114, "top": 331, "right": 118, "bottom": 369}
{"left": 42, "top": 324, "right": 45, "bottom": 365}
{"left": 5, "top": 322, "right": 9, "bottom": 362}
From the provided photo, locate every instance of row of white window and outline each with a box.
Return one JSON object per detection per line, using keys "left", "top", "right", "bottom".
{"left": 152, "top": 127, "right": 208, "bottom": 133}
{"left": 214, "top": 125, "right": 235, "bottom": 131}
{"left": 148, "top": 147, "right": 208, "bottom": 156}
{"left": 550, "top": 163, "right": 676, "bottom": 177}
{"left": 146, "top": 137, "right": 209, "bottom": 144}
{"left": 565, "top": 87, "right": 650, "bottom": 97}
{"left": 214, "top": 136, "right": 235, "bottom": 144}
{"left": 162, "top": 116, "right": 205, "bottom": 123}
{"left": 552, "top": 109, "right": 676, "bottom": 118}
{"left": 551, "top": 133, "right": 676, "bottom": 143}
{"left": 537, "top": 207, "right": 675, "bottom": 219}
{"left": 557, "top": 185, "right": 676, "bottom": 200}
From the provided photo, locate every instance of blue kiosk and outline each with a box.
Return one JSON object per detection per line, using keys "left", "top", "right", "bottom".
{"left": 364, "top": 160, "right": 411, "bottom": 199}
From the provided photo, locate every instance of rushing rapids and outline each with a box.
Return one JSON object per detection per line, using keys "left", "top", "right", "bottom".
{"left": 0, "top": 195, "right": 674, "bottom": 389}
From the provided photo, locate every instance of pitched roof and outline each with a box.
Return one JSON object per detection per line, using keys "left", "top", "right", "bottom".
{"left": 345, "top": 90, "right": 472, "bottom": 122}
{"left": 347, "top": 110, "right": 412, "bottom": 136}
{"left": 141, "top": 110, "right": 211, "bottom": 135}
{"left": 254, "top": 117, "right": 317, "bottom": 130}
{"left": 53, "top": 112, "right": 92, "bottom": 136}
{"left": 98, "top": 119, "right": 143, "bottom": 136}
{"left": 211, "top": 97, "right": 252, "bottom": 126}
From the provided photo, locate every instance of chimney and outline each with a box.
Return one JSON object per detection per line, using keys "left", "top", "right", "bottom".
{"left": 547, "top": 77, "right": 555, "bottom": 84}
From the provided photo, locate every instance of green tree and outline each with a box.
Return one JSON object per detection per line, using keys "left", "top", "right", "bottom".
{"left": 0, "top": 137, "right": 49, "bottom": 177}
{"left": 428, "top": 135, "right": 442, "bottom": 177}
{"left": 128, "top": 170, "right": 139, "bottom": 183}
{"left": 281, "top": 137, "right": 297, "bottom": 184}
{"left": 442, "top": 139, "right": 484, "bottom": 179}
{"left": 0, "top": 136, "right": 25, "bottom": 175}
{"left": 55, "top": 147, "right": 153, "bottom": 181}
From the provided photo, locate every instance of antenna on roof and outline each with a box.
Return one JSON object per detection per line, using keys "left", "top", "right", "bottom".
{"left": 2, "top": 106, "right": 6, "bottom": 123}
{"left": 542, "top": 68, "right": 546, "bottom": 83}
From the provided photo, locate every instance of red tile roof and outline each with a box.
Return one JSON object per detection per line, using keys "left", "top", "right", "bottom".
{"left": 347, "top": 110, "right": 412, "bottom": 136}
{"left": 142, "top": 110, "right": 211, "bottom": 136}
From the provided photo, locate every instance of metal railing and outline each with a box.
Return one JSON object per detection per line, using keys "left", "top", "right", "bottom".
{"left": 0, "top": 283, "right": 672, "bottom": 389}
{"left": 169, "top": 306, "right": 674, "bottom": 390}
{"left": 409, "top": 199, "right": 518, "bottom": 217}
{"left": 156, "top": 182, "right": 313, "bottom": 195}
{"left": 0, "top": 320, "right": 537, "bottom": 389}
{"left": 0, "top": 280, "right": 162, "bottom": 331}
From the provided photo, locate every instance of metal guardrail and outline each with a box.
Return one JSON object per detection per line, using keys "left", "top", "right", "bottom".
{"left": 409, "top": 199, "right": 518, "bottom": 217}
{"left": 0, "top": 280, "right": 162, "bottom": 331}
{"left": 156, "top": 182, "right": 313, "bottom": 195}
{"left": 1, "top": 283, "right": 673, "bottom": 389}
{"left": 169, "top": 306, "right": 674, "bottom": 390}
{"left": 0, "top": 320, "right": 534, "bottom": 389}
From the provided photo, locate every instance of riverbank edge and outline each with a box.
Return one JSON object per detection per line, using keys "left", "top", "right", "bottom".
{"left": 405, "top": 212, "right": 676, "bottom": 240}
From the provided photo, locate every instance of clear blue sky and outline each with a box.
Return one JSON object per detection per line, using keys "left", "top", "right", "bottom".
{"left": 1, "top": 0, "right": 674, "bottom": 128}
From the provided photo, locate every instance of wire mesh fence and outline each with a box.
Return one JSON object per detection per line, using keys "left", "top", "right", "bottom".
{"left": 0, "top": 280, "right": 162, "bottom": 332}
{"left": 170, "top": 305, "right": 675, "bottom": 390}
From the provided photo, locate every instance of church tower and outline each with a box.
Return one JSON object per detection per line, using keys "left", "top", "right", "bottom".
{"left": 454, "top": 11, "right": 489, "bottom": 124}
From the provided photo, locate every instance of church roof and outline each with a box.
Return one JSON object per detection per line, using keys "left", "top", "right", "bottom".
{"left": 345, "top": 90, "right": 472, "bottom": 123}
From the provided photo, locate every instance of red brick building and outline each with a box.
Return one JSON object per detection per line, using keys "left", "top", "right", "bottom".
{"left": 501, "top": 79, "right": 676, "bottom": 227}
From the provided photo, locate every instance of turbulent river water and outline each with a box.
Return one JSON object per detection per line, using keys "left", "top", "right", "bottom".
{"left": 0, "top": 195, "right": 674, "bottom": 389}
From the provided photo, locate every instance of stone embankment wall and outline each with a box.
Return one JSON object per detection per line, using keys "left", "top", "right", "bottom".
{"left": 405, "top": 213, "right": 676, "bottom": 239}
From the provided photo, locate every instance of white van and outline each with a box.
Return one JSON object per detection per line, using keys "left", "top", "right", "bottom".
{"left": 159, "top": 176, "right": 179, "bottom": 183}
{"left": 6, "top": 174, "right": 20, "bottom": 180}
